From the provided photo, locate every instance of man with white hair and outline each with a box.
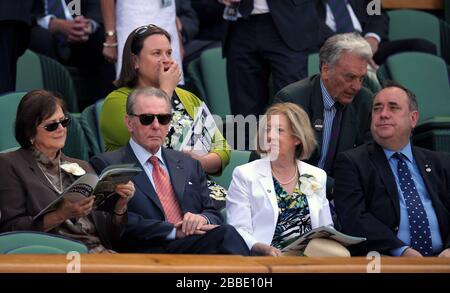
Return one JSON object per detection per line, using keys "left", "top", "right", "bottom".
{"left": 275, "top": 33, "right": 373, "bottom": 181}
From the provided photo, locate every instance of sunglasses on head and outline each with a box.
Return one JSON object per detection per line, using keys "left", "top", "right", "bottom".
{"left": 134, "top": 24, "right": 160, "bottom": 36}
{"left": 41, "top": 117, "right": 71, "bottom": 132}
{"left": 129, "top": 113, "right": 172, "bottom": 126}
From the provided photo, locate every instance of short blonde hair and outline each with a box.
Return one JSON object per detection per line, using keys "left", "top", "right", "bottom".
{"left": 256, "top": 102, "right": 316, "bottom": 160}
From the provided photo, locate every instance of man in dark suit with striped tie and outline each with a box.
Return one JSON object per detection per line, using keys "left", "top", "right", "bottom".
{"left": 334, "top": 82, "right": 450, "bottom": 257}
{"left": 275, "top": 33, "right": 373, "bottom": 181}
{"left": 90, "top": 87, "right": 250, "bottom": 255}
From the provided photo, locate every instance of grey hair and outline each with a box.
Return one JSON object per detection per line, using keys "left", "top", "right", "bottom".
{"left": 319, "top": 33, "right": 373, "bottom": 70}
{"left": 126, "top": 87, "right": 172, "bottom": 114}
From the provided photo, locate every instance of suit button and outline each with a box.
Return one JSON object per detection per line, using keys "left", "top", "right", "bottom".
{"left": 394, "top": 226, "right": 399, "bottom": 232}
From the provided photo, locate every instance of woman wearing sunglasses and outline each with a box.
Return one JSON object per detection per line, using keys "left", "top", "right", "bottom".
{"left": 100, "top": 24, "right": 230, "bottom": 209}
{"left": 0, "top": 90, "right": 135, "bottom": 253}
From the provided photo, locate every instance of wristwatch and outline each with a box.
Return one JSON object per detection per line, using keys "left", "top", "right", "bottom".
{"left": 105, "top": 30, "right": 116, "bottom": 37}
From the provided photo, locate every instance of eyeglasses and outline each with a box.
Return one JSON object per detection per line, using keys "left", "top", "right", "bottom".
{"left": 41, "top": 117, "right": 71, "bottom": 132}
{"left": 129, "top": 113, "right": 172, "bottom": 126}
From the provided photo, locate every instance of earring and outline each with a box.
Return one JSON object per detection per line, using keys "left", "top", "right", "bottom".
{"left": 30, "top": 139, "right": 34, "bottom": 145}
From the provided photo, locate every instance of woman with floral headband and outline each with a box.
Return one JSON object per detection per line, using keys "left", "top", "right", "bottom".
{"left": 100, "top": 24, "right": 230, "bottom": 209}
{"left": 226, "top": 103, "right": 334, "bottom": 256}
{"left": 0, "top": 90, "right": 135, "bottom": 253}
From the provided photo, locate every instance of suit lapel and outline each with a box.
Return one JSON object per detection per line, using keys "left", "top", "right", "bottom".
{"left": 368, "top": 143, "right": 401, "bottom": 221}
{"left": 412, "top": 148, "right": 439, "bottom": 205}
{"left": 256, "top": 159, "right": 279, "bottom": 225}
{"left": 338, "top": 103, "right": 357, "bottom": 153}
{"left": 310, "top": 76, "right": 325, "bottom": 160}
{"left": 162, "top": 148, "right": 187, "bottom": 205}
{"left": 125, "top": 144, "right": 165, "bottom": 213}
{"left": 20, "top": 149, "right": 61, "bottom": 194}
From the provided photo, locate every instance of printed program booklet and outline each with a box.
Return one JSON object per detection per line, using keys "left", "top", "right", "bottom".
{"left": 281, "top": 226, "right": 366, "bottom": 255}
{"left": 33, "top": 164, "right": 141, "bottom": 219}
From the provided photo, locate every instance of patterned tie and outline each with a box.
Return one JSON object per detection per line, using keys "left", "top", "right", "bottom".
{"left": 149, "top": 156, "right": 183, "bottom": 224}
{"left": 393, "top": 153, "right": 433, "bottom": 256}
{"left": 327, "top": 0, "right": 355, "bottom": 33}
{"left": 323, "top": 102, "right": 343, "bottom": 175}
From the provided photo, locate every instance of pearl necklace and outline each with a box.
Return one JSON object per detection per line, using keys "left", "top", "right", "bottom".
{"left": 271, "top": 165, "right": 298, "bottom": 185}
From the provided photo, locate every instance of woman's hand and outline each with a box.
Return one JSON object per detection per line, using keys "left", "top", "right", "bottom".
{"left": 159, "top": 60, "right": 181, "bottom": 97}
{"left": 182, "top": 151, "right": 222, "bottom": 174}
{"left": 251, "top": 242, "right": 282, "bottom": 256}
{"left": 113, "top": 181, "right": 135, "bottom": 214}
{"left": 103, "top": 46, "right": 117, "bottom": 63}
{"left": 57, "top": 197, "right": 95, "bottom": 220}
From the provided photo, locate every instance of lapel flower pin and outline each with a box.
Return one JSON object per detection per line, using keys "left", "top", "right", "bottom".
{"left": 61, "top": 162, "right": 86, "bottom": 176}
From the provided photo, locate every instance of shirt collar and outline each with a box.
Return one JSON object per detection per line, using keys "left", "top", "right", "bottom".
{"left": 320, "top": 79, "right": 336, "bottom": 110}
{"left": 129, "top": 138, "right": 165, "bottom": 166}
{"left": 383, "top": 141, "right": 413, "bottom": 163}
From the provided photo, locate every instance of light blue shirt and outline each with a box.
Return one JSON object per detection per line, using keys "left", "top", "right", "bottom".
{"left": 129, "top": 139, "right": 176, "bottom": 239}
{"left": 383, "top": 142, "right": 443, "bottom": 256}
{"left": 318, "top": 79, "right": 338, "bottom": 168}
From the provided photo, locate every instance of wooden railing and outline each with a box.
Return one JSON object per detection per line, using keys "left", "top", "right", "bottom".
{"left": 0, "top": 254, "right": 449, "bottom": 273}
{"left": 382, "top": 0, "right": 444, "bottom": 10}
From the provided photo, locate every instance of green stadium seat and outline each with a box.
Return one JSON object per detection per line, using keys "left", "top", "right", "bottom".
{"left": 0, "top": 92, "right": 25, "bottom": 152}
{"left": 212, "top": 150, "right": 251, "bottom": 189}
{"left": 378, "top": 52, "right": 450, "bottom": 153}
{"left": 80, "top": 100, "right": 105, "bottom": 157}
{"left": 16, "top": 50, "right": 79, "bottom": 112}
{"left": 0, "top": 231, "right": 88, "bottom": 254}
{"left": 387, "top": 9, "right": 441, "bottom": 56}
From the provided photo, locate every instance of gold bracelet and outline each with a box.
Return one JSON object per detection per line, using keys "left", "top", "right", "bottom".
{"left": 103, "top": 42, "right": 118, "bottom": 47}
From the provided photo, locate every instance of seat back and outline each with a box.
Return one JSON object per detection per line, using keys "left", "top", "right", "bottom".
{"left": 0, "top": 231, "right": 88, "bottom": 254}
{"left": 212, "top": 150, "right": 251, "bottom": 189}
{"left": 63, "top": 113, "right": 91, "bottom": 161}
{"left": 308, "top": 53, "right": 320, "bottom": 76}
{"left": 388, "top": 9, "right": 441, "bottom": 56}
{"left": 199, "top": 47, "right": 231, "bottom": 119}
{"left": 16, "top": 50, "right": 44, "bottom": 90}
{"left": 380, "top": 52, "right": 450, "bottom": 122}
{"left": 80, "top": 100, "right": 105, "bottom": 157}
{"left": 0, "top": 92, "right": 25, "bottom": 151}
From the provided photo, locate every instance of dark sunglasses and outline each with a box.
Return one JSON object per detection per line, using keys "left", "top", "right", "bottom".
{"left": 41, "top": 117, "right": 71, "bottom": 132}
{"left": 129, "top": 113, "right": 172, "bottom": 126}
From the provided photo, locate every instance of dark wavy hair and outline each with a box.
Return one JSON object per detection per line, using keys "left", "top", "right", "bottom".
{"left": 15, "top": 90, "right": 67, "bottom": 149}
{"left": 114, "top": 24, "right": 171, "bottom": 88}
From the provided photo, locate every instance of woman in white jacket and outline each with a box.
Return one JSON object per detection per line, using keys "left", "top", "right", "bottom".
{"left": 227, "top": 102, "right": 333, "bottom": 256}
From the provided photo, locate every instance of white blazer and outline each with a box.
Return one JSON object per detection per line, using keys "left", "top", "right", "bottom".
{"left": 226, "top": 157, "right": 333, "bottom": 250}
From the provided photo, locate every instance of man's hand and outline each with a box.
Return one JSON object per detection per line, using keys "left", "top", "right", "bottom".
{"left": 401, "top": 247, "right": 423, "bottom": 257}
{"left": 49, "top": 16, "right": 91, "bottom": 43}
{"left": 438, "top": 248, "right": 450, "bottom": 258}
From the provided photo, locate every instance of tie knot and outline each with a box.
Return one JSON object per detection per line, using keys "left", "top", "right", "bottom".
{"left": 392, "top": 152, "right": 404, "bottom": 162}
{"left": 334, "top": 102, "right": 343, "bottom": 111}
{"left": 149, "top": 156, "right": 159, "bottom": 166}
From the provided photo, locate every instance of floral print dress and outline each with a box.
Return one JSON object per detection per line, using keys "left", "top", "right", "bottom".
{"left": 271, "top": 174, "right": 313, "bottom": 250}
{"left": 164, "top": 95, "right": 227, "bottom": 209}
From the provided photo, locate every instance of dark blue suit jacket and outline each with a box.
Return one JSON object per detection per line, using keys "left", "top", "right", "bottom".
{"left": 334, "top": 142, "right": 450, "bottom": 255}
{"left": 90, "top": 144, "right": 222, "bottom": 252}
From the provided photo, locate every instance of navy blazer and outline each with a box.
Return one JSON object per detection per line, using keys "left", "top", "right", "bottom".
{"left": 334, "top": 142, "right": 450, "bottom": 255}
{"left": 90, "top": 144, "right": 222, "bottom": 251}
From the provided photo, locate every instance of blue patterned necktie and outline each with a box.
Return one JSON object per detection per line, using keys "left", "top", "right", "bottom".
{"left": 393, "top": 153, "right": 433, "bottom": 256}
{"left": 327, "top": 0, "right": 354, "bottom": 33}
